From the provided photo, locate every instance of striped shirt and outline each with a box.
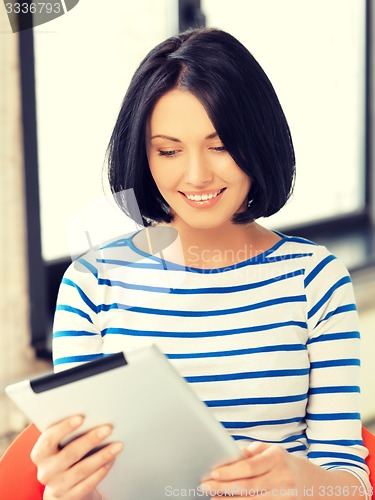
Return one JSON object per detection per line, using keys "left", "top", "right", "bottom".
{"left": 52, "top": 231, "right": 371, "bottom": 491}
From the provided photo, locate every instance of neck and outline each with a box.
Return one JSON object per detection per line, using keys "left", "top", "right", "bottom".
{"left": 167, "top": 220, "right": 269, "bottom": 269}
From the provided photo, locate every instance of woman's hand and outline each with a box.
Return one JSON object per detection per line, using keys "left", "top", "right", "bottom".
{"left": 200, "top": 442, "right": 301, "bottom": 499}
{"left": 30, "top": 415, "right": 124, "bottom": 500}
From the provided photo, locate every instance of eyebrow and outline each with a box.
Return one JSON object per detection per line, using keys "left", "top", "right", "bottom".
{"left": 150, "top": 132, "right": 219, "bottom": 142}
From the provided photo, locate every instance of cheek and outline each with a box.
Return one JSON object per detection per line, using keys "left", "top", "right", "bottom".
{"left": 149, "top": 161, "right": 179, "bottom": 190}
{"left": 148, "top": 160, "right": 162, "bottom": 188}
{"left": 237, "top": 174, "right": 252, "bottom": 193}
{"left": 148, "top": 166, "right": 173, "bottom": 198}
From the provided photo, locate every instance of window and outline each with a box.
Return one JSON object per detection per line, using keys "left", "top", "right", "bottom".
{"left": 202, "top": 0, "right": 367, "bottom": 230}
{"left": 22, "top": 0, "right": 371, "bottom": 354}
{"left": 35, "top": 0, "right": 367, "bottom": 262}
{"left": 34, "top": 0, "right": 173, "bottom": 261}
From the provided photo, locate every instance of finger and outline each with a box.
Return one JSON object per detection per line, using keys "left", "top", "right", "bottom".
{"left": 208, "top": 442, "right": 270, "bottom": 479}
{"left": 69, "top": 461, "right": 114, "bottom": 500}
{"left": 211, "top": 497, "right": 244, "bottom": 499}
{"left": 47, "top": 424, "right": 114, "bottom": 477}
{"left": 47, "top": 441, "right": 123, "bottom": 497}
{"left": 212, "top": 497, "right": 247, "bottom": 500}
{"left": 210, "top": 443, "right": 274, "bottom": 481}
{"left": 47, "top": 460, "right": 115, "bottom": 500}
{"left": 31, "top": 415, "right": 84, "bottom": 464}
{"left": 36, "top": 423, "right": 115, "bottom": 487}
{"left": 245, "top": 441, "right": 271, "bottom": 455}
{"left": 203, "top": 462, "right": 290, "bottom": 497}
{"left": 200, "top": 479, "right": 257, "bottom": 497}
{"left": 64, "top": 441, "right": 124, "bottom": 491}
{"left": 201, "top": 477, "right": 273, "bottom": 497}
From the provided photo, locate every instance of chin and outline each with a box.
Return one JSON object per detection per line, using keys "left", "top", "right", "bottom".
{"left": 177, "top": 214, "right": 233, "bottom": 231}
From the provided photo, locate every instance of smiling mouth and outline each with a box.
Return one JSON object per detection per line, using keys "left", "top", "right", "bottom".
{"left": 179, "top": 188, "right": 226, "bottom": 201}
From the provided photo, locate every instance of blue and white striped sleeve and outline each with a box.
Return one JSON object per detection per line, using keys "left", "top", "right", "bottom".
{"left": 304, "top": 245, "right": 371, "bottom": 493}
{"left": 52, "top": 256, "right": 104, "bottom": 372}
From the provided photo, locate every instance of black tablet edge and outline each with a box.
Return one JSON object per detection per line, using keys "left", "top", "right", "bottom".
{"left": 30, "top": 352, "right": 127, "bottom": 393}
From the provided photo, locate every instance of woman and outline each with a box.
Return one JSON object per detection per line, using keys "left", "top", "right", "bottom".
{"left": 31, "top": 28, "right": 371, "bottom": 499}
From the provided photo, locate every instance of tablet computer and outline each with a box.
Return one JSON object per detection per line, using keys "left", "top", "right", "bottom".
{"left": 6, "top": 344, "right": 243, "bottom": 499}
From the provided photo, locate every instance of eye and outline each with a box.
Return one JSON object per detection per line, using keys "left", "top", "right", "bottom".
{"left": 211, "top": 146, "right": 227, "bottom": 152}
{"left": 158, "top": 150, "right": 178, "bottom": 157}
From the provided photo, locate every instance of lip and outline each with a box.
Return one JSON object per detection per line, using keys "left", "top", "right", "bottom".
{"left": 178, "top": 187, "right": 226, "bottom": 209}
{"left": 180, "top": 188, "right": 226, "bottom": 197}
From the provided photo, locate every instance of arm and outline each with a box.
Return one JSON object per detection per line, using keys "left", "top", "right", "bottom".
{"left": 33, "top": 257, "right": 124, "bottom": 499}
{"left": 303, "top": 246, "right": 370, "bottom": 496}
{"left": 200, "top": 246, "right": 372, "bottom": 499}
{"left": 32, "top": 415, "right": 123, "bottom": 500}
{"left": 52, "top": 256, "right": 104, "bottom": 372}
{"left": 199, "top": 442, "right": 371, "bottom": 499}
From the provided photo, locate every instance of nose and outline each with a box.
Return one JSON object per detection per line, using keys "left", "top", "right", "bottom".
{"left": 184, "top": 152, "right": 213, "bottom": 186}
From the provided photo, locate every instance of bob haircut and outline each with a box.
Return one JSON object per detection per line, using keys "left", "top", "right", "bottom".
{"left": 107, "top": 27, "right": 295, "bottom": 226}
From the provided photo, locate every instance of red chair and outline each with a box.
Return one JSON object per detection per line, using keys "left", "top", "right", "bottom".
{"left": 0, "top": 424, "right": 45, "bottom": 499}
{"left": 1, "top": 424, "right": 374, "bottom": 498}
{"left": 363, "top": 426, "right": 375, "bottom": 490}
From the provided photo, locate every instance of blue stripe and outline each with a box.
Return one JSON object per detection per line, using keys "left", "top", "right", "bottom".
{"left": 76, "top": 257, "right": 98, "bottom": 277}
{"left": 317, "top": 304, "right": 357, "bottom": 325}
{"left": 308, "top": 276, "right": 351, "bottom": 319}
{"left": 308, "top": 439, "right": 363, "bottom": 446}
{"left": 96, "top": 259, "right": 163, "bottom": 270}
{"left": 287, "top": 444, "right": 308, "bottom": 453}
{"left": 54, "top": 353, "right": 105, "bottom": 365}
{"left": 98, "top": 269, "right": 305, "bottom": 295}
{"left": 55, "top": 305, "right": 93, "bottom": 324}
{"left": 276, "top": 234, "right": 316, "bottom": 246}
{"left": 128, "top": 233, "right": 311, "bottom": 272}
{"left": 98, "top": 278, "right": 170, "bottom": 294}
{"left": 205, "top": 393, "right": 308, "bottom": 407}
{"left": 99, "top": 253, "right": 313, "bottom": 274}
{"left": 306, "top": 412, "right": 361, "bottom": 421}
{"left": 232, "top": 435, "right": 252, "bottom": 441}
{"left": 304, "top": 255, "right": 336, "bottom": 287}
{"left": 310, "top": 359, "right": 360, "bottom": 369}
{"left": 62, "top": 278, "right": 97, "bottom": 313}
{"left": 307, "top": 331, "right": 360, "bottom": 345}
{"left": 262, "top": 253, "right": 313, "bottom": 263}
{"left": 100, "top": 238, "right": 129, "bottom": 249}
{"left": 126, "top": 235, "right": 284, "bottom": 270}
{"left": 167, "top": 343, "right": 306, "bottom": 359}
{"left": 222, "top": 417, "right": 303, "bottom": 429}
{"left": 323, "top": 462, "right": 367, "bottom": 472}
{"left": 98, "top": 295, "right": 306, "bottom": 317}
{"left": 101, "top": 320, "right": 307, "bottom": 338}
{"left": 308, "top": 451, "right": 366, "bottom": 464}
{"left": 186, "top": 368, "right": 309, "bottom": 383}
{"left": 53, "top": 330, "right": 98, "bottom": 338}
{"left": 231, "top": 433, "right": 306, "bottom": 444}
{"left": 309, "top": 386, "right": 360, "bottom": 394}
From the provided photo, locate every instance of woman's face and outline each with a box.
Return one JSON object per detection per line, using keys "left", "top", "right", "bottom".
{"left": 146, "top": 89, "right": 251, "bottom": 230}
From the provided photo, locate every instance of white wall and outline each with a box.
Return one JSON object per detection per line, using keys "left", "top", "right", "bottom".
{"left": 352, "top": 269, "right": 375, "bottom": 423}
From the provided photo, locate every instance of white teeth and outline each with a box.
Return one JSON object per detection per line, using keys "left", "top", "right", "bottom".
{"left": 185, "top": 190, "right": 221, "bottom": 201}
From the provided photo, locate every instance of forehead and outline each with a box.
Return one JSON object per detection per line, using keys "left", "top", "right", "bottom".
{"left": 148, "top": 89, "right": 216, "bottom": 137}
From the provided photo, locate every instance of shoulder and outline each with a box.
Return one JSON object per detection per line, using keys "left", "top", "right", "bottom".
{"left": 63, "top": 231, "right": 141, "bottom": 282}
{"left": 274, "top": 232, "right": 321, "bottom": 254}
{"left": 275, "top": 232, "right": 338, "bottom": 261}
{"left": 272, "top": 232, "right": 351, "bottom": 283}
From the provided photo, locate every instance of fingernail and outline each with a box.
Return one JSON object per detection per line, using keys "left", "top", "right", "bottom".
{"left": 97, "top": 425, "right": 112, "bottom": 439}
{"left": 110, "top": 442, "right": 124, "bottom": 455}
{"left": 70, "top": 416, "right": 83, "bottom": 427}
{"left": 211, "top": 470, "right": 220, "bottom": 479}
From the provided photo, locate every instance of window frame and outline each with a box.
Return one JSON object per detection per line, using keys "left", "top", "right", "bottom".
{"left": 18, "top": 0, "right": 373, "bottom": 357}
